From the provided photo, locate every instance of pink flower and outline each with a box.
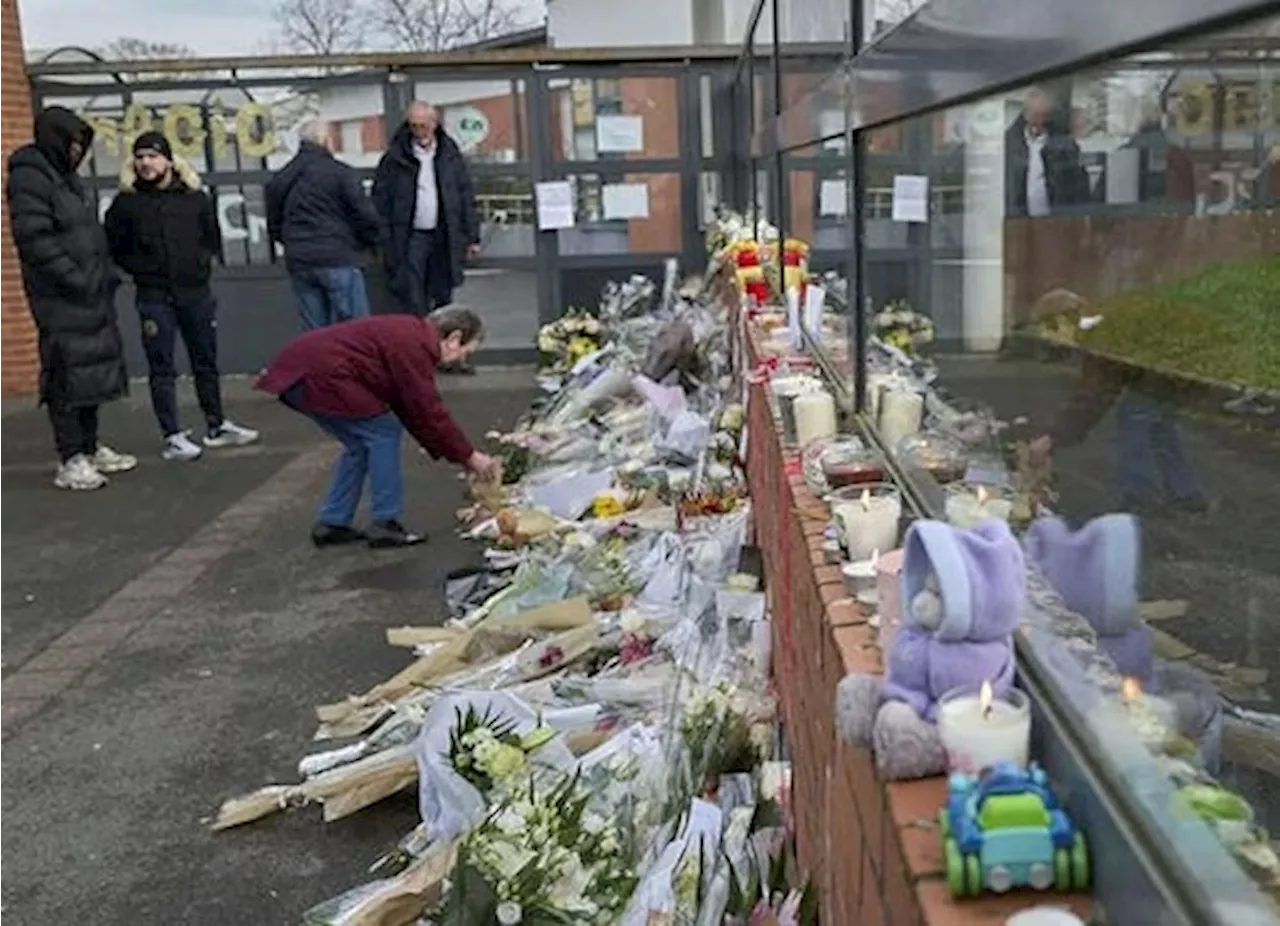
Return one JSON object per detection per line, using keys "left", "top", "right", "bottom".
{"left": 538, "top": 645, "right": 565, "bottom": 668}
{"left": 618, "top": 632, "right": 654, "bottom": 665}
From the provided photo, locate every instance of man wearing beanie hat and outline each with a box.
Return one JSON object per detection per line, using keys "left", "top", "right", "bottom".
{"left": 105, "top": 131, "right": 259, "bottom": 460}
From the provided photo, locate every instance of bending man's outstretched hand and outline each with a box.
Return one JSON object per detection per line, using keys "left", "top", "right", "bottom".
{"left": 466, "top": 451, "right": 501, "bottom": 482}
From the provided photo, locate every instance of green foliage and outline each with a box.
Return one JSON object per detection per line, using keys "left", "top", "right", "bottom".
{"left": 1038, "top": 257, "right": 1280, "bottom": 390}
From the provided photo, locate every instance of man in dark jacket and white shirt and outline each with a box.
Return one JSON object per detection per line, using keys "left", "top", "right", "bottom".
{"left": 266, "top": 121, "right": 382, "bottom": 331}
{"left": 105, "top": 132, "right": 259, "bottom": 461}
{"left": 6, "top": 106, "right": 137, "bottom": 490}
{"left": 373, "top": 101, "right": 481, "bottom": 372}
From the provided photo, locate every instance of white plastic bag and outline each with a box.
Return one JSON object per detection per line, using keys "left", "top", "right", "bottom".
{"left": 659, "top": 409, "right": 711, "bottom": 462}
{"left": 637, "top": 533, "right": 686, "bottom": 607}
{"left": 414, "top": 691, "right": 577, "bottom": 843}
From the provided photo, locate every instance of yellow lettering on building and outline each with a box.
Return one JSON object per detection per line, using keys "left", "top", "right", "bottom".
{"left": 236, "top": 102, "right": 276, "bottom": 159}
{"left": 122, "top": 102, "right": 157, "bottom": 147}
{"left": 75, "top": 102, "right": 275, "bottom": 162}
{"left": 1171, "top": 83, "right": 1213, "bottom": 136}
{"left": 163, "top": 104, "right": 207, "bottom": 159}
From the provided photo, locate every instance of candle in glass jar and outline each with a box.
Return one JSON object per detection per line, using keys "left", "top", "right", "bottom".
{"left": 1120, "top": 677, "right": 1177, "bottom": 751}
{"left": 945, "top": 484, "right": 1014, "bottom": 528}
{"left": 842, "top": 549, "right": 880, "bottom": 604}
{"left": 937, "top": 682, "right": 1032, "bottom": 774}
{"left": 793, "top": 390, "right": 837, "bottom": 447}
{"left": 878, "top": 389, "right": 924, "bottom": 450}
{"left": 832, "top": 484, "right": 901, "bottom": 561}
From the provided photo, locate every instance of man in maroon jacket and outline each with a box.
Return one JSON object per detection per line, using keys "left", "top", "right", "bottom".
{"left": 257, "top": 307, "right": 499, "bottom": 547}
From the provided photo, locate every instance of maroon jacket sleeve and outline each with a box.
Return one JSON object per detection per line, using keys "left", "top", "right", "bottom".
{"left": 384, "top": 342, "right": 476, "bottom": 465}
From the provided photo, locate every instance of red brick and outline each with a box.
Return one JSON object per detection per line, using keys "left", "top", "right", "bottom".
{"left": 827, "top": 597, "right": 868, "bottom": 628}
{"left": 915, "top": 880, "right": 1092, "bottom": 926}
{"left": 2, "top": 0, "right": 37, "bottom": 397}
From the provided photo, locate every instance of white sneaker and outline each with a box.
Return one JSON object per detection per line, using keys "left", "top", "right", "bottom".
{"left": 162, "top": 432, "right": 204, "bottom": 461}
{"left": 203, "top": 420, "right": 260, "bottom": 448}
{"left": 93, "top": 444, "right": 138, "bottom": 474}
{"left": 54, "top": 454, "right": 107, "bottom": 490}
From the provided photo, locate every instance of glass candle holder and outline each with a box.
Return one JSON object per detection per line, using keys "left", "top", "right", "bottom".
{"left": 943, "top": 482, "right": 1015, "bottom": 529}
{"left": 827, "top": 481, "right": 902, "bottom": 561}
{"left": 937, "top": 684, "right": 1032, "bottom": 774}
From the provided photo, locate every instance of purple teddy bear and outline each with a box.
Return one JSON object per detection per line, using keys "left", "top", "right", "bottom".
{"left": 837, "top": 518, "right": 1025, "bottom": 780}
{"left": 1023, "top": 513, "right": 1152, "bottom": 683}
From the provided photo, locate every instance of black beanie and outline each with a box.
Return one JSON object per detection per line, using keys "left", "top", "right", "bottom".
{"left": 132, "top": 131, "right": 173, "bottom": 160}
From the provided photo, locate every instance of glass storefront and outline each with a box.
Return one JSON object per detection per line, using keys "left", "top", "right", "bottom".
{"left": 745, "top": 2, "right": 1280, "bottom": 922}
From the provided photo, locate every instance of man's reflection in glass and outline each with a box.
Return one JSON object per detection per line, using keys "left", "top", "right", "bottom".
{"left": 1030, "top": 354, "right": 1208, "bottom": 515}
{"left": 1005, "top": 87, "right": 1092, "bottom": 217}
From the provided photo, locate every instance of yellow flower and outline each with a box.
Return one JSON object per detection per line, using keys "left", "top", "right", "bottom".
{"left": 593, "top": 493, "right": 625, "bottom": 518}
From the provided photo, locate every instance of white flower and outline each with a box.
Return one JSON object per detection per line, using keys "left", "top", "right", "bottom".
{"left": 496, "top": 901, "right": 523, "bottom": 924}
{"left": 580, "top": 810, "right": 606, "bottom": 835}
{"left": 493, "top": 805, "right": 527, "bottom": 835}
{"left": 619, "top": 611, "right": 646, "bottom": 635}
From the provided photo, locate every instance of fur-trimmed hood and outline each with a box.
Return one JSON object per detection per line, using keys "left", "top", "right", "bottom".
{"left": 119, "top": 153, "right": 202, "bottom": 193}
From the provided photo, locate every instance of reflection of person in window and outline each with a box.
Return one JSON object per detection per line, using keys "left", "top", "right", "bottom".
{"left": 1121, "top": 103, "right": 1195, "bottom": 205}
{"left": 1005, "top": 87, "right": 1090, "bottom": 217}
{"left": 1029, "top": 354, "right": 1207, "bottom": 515}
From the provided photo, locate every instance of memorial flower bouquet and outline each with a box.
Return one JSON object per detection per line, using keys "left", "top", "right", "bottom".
{"left": 873, "top": 299, "right": 935, "bottom": 355}
{"left": 432, "top": 771, "right": 638, "bottom": 926}
{"left": 537, "top": 309, "right": 604, "bottom": 371}
{"left": 448, "top": 705, "right": 557, "bottom": 795}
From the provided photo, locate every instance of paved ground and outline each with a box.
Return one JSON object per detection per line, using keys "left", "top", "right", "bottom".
{"left": 1, "top": 373, "right": 536, "bottom": 926}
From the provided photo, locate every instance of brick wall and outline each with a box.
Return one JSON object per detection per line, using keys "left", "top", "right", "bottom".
{"left": 738, "top": 309, "right": 1095, "bottom": 926}
{"left": 1, "top": 0, "right": 37, "bottom": 397}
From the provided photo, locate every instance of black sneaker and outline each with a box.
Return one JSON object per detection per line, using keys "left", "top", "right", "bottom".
{"left": 438, "top": 362, "right": 478, "bottom": 376}
{"left": 367, "top": 520, "right": 428, "bottom": 548}
{"left": 312, "top": 524, "right": 367, "bottom": 547}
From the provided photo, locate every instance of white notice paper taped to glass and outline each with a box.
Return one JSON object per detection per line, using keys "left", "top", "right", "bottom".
{"left": 819, "top": 179, "right": 848, "bottom": 216}
{"left": 535, "top": 180, "right": 575, "bottom": 231}
{"left": 891, "top": 174, "right": 930, "bottom": 223}
{"left": 601, "top": 182, "right": 650, "bottom": 220}
{"left": 595, "top": 114, "right": 644, "bottom": 153}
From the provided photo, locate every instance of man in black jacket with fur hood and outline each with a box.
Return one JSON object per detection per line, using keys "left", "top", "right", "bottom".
{"left": 105, "top": 131, "right": 259, "bottom": 462}
{"left": 6, "top": 106, "right": 137, "bottom": 491}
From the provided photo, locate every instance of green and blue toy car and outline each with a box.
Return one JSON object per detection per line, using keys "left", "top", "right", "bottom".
{"left": 939, "top": 761, "right": 1090, "bottom": 898}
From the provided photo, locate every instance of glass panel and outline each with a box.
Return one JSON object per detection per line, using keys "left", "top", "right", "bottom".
{"left": 412, "top": 78, "right": 526, "bottom": 163}
{"left": 475, "top": 175, "right": 535, "bottom": 258}
{"left": 547, "top": 76, "right": 680, "bottom": 161}
{"left": 777, "top": 66, "right": 849, "bottom": 155}
{"left": 555, "top": 172, "right": 682, "bottom": 255}
{"left": 313, "top": 82, "right": 388, "bottom": 169}
{"left": 856, "top": 14, "right": 1280, "bottom": 922}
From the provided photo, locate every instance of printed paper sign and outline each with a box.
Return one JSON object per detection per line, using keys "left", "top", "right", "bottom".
{"left": 891, "top": 174, "right": 929, "bottom": 223}
{"left": 595, "top": 114, "right": 644, "bottom": 153}
{"left": 601, "top": 182, "right": 650, "bottom": 219}
{"left": 535, "top": 181, "right": 575, "bottom": 231}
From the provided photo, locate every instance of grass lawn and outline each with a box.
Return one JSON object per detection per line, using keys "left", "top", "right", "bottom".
{"left": 1035, "top": 257, "right": 1280, "bottom": 391}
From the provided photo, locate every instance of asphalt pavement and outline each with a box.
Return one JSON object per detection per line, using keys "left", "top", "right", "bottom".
{"left": 1, "top": 373, "right": 536, "bottom": 925}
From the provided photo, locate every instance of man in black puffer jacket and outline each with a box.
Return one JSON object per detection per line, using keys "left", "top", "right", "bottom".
{"left": 373, "top": 101, "right": 481, "bottom": 373}
{"left": 105, "top": 131, "right": 260, "bottom": 462}
{"left": 265, "top": 121, "right": 381, "bottom": 331}
{"left": 6, "top": 106, "right": 137, "bottom": 491}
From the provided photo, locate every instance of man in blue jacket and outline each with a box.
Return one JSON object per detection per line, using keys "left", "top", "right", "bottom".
{"left": 266, "top": 121, "right": 382, "bottom": 330}
{"left": 372, "top": 101, "right": 481, "bottom": 373}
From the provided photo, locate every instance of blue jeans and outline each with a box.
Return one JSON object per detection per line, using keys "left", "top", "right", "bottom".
{"left": 1115, "top": 393, "right": 1201, "bottom": 501}
{"left": 307, "top": 412, "right": 404, "bottom": 526}
{"left": 291, "top": 266, "right": 371, "bottom": 330}
{"left": 137, "top": 293, "right": 223, "bottom": 437}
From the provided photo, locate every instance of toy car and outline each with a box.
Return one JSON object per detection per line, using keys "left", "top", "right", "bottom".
{"left": 939, "top": 761, "right": 1090, "bottom": 898}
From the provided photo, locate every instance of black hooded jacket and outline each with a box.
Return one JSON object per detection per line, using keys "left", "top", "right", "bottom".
{"left": 372, "top": 125, "right": 478, "bottom": 298}
{"left": 6, "top": 107, "right": 127, "bottom": 406}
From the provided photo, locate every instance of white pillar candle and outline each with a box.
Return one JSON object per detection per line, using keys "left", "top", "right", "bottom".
{"left": 878, "top": 388, "right": 925, "bottom": 451}
{"left": 793, "top": 389, "right": 837, "bottom": 447}
{"left": 944, "top": 484, "right": 1014, "bottom": 529}
{"left": 937, "top": 683, "right": 1032, "bottom": 774}
{"left": 831, "top": 484, "right": 901, "bottom": 561}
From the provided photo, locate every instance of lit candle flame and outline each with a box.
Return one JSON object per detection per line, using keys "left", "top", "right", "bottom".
{"left": 976, "top": 485, "right": 989, "bottom": 505}
{"left": 1122, "top": 677, "right": 1142, "bottom": 704}
{"left": 860, "top": 488, "right": 871, "bottom": 511}
{"left": 980, "top": 679, "right": 994, "bottom": 720}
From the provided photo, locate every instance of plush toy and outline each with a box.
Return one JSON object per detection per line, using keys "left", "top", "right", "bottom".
{"left": 837, "top": 519, "right": 1025, "bottom": 780}
{"left": 1023, "top": 513, "right": 1152, "bottom": 684}
{"left": 1023, "top": 513, "right": 1222, "bottom": 771}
